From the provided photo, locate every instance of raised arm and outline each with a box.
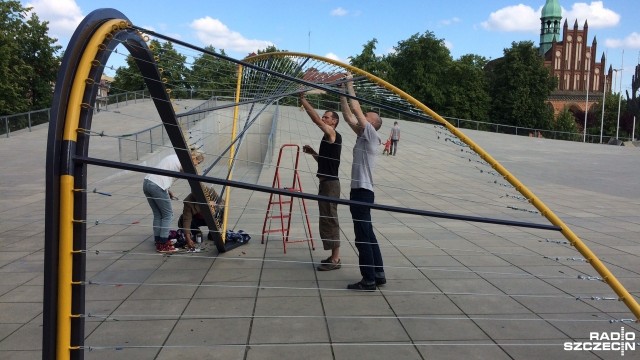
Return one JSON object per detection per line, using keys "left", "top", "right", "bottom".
{"left": 299, "top": 92, "right": 336, "bottom": 143}
{"left": 344, "top": 75, "right": 368, "bottom": 135}
{"left": 340, "top": 92, "right": 359, "bottom": 134}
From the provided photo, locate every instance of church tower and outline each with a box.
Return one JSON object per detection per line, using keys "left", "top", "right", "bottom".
{"left": 537, "top": 0, "right": 612, "bottom": 116}
{"left": 539, "top": 0, "right": 562, "bottom": 55}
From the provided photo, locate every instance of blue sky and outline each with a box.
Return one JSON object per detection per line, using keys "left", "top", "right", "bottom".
{"left": 24, "top": 0, "right": 640, "bottom": 93}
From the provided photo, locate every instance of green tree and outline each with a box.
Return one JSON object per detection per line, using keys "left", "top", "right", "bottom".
{"left": 111, "top": 39, "right": 189, "bottom": 97}
{"left": 486, "top": 41, "right": 556, "bottom": 130}
{"left": 152, "top": 40, "right": 188, "bottom": 97}
{"left": 256, "top": 45, "right": 283, "bottom": 55}
{"left": 110, "top": 54, "right": 145, "bottom": 94}
{"left": 0, "top": 1, "right": 60, "bottom": 115}
{"left": 553, "top": 108, "right": 580, "bottom": 141}
{"left": 0, "top": 1, "right": 29, "bottom": 115}
{"left": 21, "top": 13, "right": 61, "bottom": 109}
{"left": 348, "top": 38, "right": 391, "bottom": 79}
{"left": 385, "top": 32, "right": 453, "bottom": 113}
{"left": 442, "top": 54, "right": 491, "bottom": 122}
{"left": 187, "top": 45, "right": 236, "bottom": 98}
{"left": 591, "top": 92, "right": 630, "bottom": 140}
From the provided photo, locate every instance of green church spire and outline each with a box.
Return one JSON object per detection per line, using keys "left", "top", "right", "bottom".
{"left": 539, "top": 0, "right": 562, "bottom": 55}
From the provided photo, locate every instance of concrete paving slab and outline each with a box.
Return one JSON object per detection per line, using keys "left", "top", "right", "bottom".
{"left": 1, "top": 99, "right": 639, "bottom": 359}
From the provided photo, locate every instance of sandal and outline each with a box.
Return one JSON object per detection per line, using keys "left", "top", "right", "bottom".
{"left": 317, "top": 258, "right": 341, "bottom": 271}
{"left": 320, "top": 256, "right": 333, "bottom": 264}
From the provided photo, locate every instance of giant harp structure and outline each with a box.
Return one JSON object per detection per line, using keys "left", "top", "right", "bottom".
{"left": 43, "top": 8, "right": 639, "bottom": 359}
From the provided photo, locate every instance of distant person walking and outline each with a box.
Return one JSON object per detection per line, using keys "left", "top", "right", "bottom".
{"left": 341, "top": 74, "right": 386, "bottom": 291}
{"left": 299, "top": 91, "right": 343, "bottom": 271}
{"left": 389, "top": 121, "right": 400, "bottom": 156}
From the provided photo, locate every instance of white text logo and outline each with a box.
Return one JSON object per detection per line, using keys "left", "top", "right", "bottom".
{"left": 564, "top": 327, "right": 637, "bottom": 356}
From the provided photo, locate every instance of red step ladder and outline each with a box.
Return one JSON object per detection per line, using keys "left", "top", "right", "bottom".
{"left": 261, "top": 144, "right": 314, "bottom": 253}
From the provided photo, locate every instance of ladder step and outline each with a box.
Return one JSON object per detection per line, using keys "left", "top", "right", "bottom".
{"left": 263, "top": 229, "right": 289, "bottom": 234}
{"left": 269, "top": 200, "right": 293, "bottom": 205}
{"left": 266, "top": 215, "right": 290, "bottom": 220}
{"left": 278, "top": 187, "right": 302, "bottom": 193}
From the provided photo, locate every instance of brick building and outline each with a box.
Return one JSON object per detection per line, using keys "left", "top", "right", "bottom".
{"left": 538, "top": 0, "right": 612, "bottom": 115}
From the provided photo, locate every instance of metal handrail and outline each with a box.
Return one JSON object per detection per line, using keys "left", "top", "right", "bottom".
{"left": 116, "top": 96, "right": 239, "bottom": 161}
{"left": 1, "top": 90, "right": 152, "bottom": 137}
{"left": 2, "top": 92, "right": 633, "bottom": 144}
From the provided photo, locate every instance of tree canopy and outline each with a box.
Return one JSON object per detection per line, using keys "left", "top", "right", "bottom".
{"left": 385, "top": 32, "right": 452, "bottom": 112}
{"left": 486, "top": 41, "right": 556, "bottom": 130}
{"left": 0, "top": 1, "right": 60, "bottom": 115}
{"left": 590, "top": 92, "right": 631, "bottom": 140}
{"left": 553, "top": 108, "right": 581, "bottom": 141}
{"left": 348, "top": 39, "right": 391, "bottom": 79}
{"left": 186, "top": 45, "right": 235, "bottom": 98}
{"left": 441, "top": 54, "right": 491, "bottom": 122}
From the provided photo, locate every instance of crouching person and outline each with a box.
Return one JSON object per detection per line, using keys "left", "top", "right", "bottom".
{"left": 178, "top": 185, "right": 224, "bottom": 249}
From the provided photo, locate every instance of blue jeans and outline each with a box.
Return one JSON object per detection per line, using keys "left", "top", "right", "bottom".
{"left": 143, "top": 179, "right": 173, "bottom": 242}
{"left": 350, "top": 188, "right": 384, "bottom": 284}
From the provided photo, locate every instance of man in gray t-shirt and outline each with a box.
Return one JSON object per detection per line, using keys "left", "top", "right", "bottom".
{"left": 389, "top": 121, "right": 400, "bottom": 155}
{"left": 340, "top": 74, "right": 386, "bottom": 291}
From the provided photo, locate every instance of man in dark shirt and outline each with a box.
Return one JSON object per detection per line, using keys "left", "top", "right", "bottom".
{"left": 299, "top": 92, "right": 343, "bottom": 271}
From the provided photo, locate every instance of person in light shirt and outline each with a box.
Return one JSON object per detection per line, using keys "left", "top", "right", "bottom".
{"left": 143, "top": 151, "right": 204, "bottom": 253}
{"left": 340, "top": 74, "right": 386, "bottom": 291}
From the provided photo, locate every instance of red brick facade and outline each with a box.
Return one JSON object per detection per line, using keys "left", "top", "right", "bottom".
{"left": 542, "top": 20, "right": 612, "bottom": 114}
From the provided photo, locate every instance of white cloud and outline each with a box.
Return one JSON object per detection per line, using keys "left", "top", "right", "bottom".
{"left": 482, "top": 1, "right": 619, "bottom": 33}
{"left": 439, "top": 17, "right": 461, "bottom": 26}
{"left": 324, "top": 52, "right": 341, "bottom": 61}
{"left": 190, "top": 16, "right": 273, "bottom": 53}
{"left": 481, "top": 4, "right": 540, "bottom": 32}
{"left": 26, "top": 0, "right": 84, "bottom": 40}
{"left": 605, "top": 32, "right": 640, "bottom": 49}
{"left": 563, "top": 1, "right": 619, "bottom": 29}
{"left": 331, "top": 7, "right": 348, "bottom": 17}
{"left": 443, "top": 40, "right": 453, "bottom": 50}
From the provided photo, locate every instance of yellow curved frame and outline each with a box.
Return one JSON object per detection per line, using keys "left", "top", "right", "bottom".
{"left": 58, "top": 19, "right": 131, "bottom": 359}
{"left": 247, "top": 51, "right": 640, "bottom": 321}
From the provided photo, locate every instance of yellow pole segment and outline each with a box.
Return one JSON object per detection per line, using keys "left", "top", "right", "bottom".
{"left": 222, "top": 64, "right": 244, "bottom": 241}
{"left": 57, "top": 175, "right": 74, "bottom": 360}
{"left": 246, "top": 51, "right": 640, "bottom": 320}
{"left": 57, "top": 19, "right": 127, "bottom": 359}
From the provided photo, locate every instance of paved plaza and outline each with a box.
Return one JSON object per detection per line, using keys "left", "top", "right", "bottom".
{"left": 1, "top": 100, "right": 639, "bottom": 359}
